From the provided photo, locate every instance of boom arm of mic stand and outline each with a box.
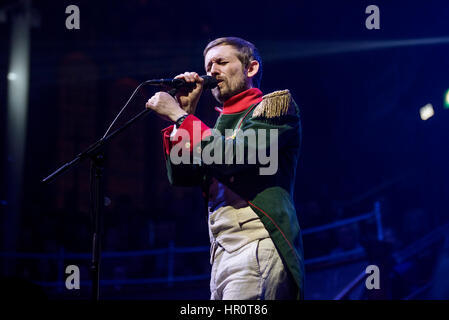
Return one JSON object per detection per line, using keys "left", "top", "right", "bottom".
{"left": 42, "top": 108, "right": 152, "bottom": 184}
{"left": 42, "top": 80, "right": 181, "bottom": 185}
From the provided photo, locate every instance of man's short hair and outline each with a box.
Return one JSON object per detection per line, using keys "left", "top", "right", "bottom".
{"left": 203, "top": 37, "right": 263, "bottom": 88}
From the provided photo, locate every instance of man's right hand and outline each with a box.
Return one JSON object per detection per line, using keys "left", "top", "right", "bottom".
{"left": 174, "top": 72, "right": 204, "bottom": 115}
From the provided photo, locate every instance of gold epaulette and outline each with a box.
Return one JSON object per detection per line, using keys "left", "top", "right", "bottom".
{"left": 252, "top": 89, "right": 294, "bottom": 118}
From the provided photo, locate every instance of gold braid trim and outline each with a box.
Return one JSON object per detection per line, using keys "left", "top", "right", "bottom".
{"left": 252, "top": 89, "right": 292, "bottom": 118}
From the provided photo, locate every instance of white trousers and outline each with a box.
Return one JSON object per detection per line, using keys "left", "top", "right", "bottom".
{"left": 210, "top": 237, "right": 296, "bottom": 300}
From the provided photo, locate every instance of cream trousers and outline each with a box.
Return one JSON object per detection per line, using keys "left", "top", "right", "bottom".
{"left": 209, "top": 205, "right": 296, "bottom": 300}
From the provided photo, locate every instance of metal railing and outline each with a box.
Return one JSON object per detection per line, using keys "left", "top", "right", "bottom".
{"left": 1, "top": 242, "right": 211, "bottom": 289}
{"left": 333, "top": 222, "right": 449, "bottom": 300}
{"left": 1, "top": 202, "right": 383, "bottom": 290}
{"left": 303, "top": 201, "right": 382, "bottom": 238}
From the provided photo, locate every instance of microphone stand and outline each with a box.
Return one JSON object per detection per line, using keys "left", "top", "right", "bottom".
{"left": 42, "top": 87, "right": 178, "bottom": 300}
{"left": 42, "top": 107, "right": 152, "bottom": 300}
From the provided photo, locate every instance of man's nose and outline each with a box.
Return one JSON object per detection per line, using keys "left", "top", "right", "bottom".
{"left": 210, "top": 64, "right": 220, "bottom": 76}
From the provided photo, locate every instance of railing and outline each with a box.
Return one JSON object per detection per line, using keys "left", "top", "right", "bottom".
{"left": 333, "top": 270, "right": 367, "bottom": 300}
{"left": 303, "top": 201, "right": 382, "bottom": 269}
{"left": 302, "top": 201, "right": 382, "bottom": 239}
{"left": 1, "top": 202, "right": 382, "bottom": 291}
{"left": 1, "top": 243, "right": 211, "bottom": 289}
{"left": 333, "top": 222, "right": 449, "bottom": 300}
{"left": 393, "top": 223, "right": 449, "bottom": 264}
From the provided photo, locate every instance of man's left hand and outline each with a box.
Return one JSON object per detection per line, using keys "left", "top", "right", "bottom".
{"left": 145, "top": 91, "right": 188, "bottom": 122}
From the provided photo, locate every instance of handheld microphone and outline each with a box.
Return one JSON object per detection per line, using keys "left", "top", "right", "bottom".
{"left": 146, "top": 75, "right": 219, "bottom": 90}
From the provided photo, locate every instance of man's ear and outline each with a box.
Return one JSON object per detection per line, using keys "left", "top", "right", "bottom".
{"left": 246, "top": 60, "right": 259, "bottom": 79}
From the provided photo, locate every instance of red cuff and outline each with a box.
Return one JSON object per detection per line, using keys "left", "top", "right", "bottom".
{"left": 161, "top": 124, "right": 175, "bottom": 156}
{"left": 160, "top": 115, "right": 212, "bottom": 155}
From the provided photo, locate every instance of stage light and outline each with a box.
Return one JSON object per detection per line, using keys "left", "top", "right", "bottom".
{"left": 444, "top": 89, "right": 449, "bottom": 109}
{"left": 420, "top": 103, "right": 434, "bottom": 121}
{"left": 7, "top": 72, "right": 17, "bottom": 81}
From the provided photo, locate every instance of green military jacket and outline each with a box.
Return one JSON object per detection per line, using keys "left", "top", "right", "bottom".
{"left": 161, "top": 89, "right": 304, "bottom": 299}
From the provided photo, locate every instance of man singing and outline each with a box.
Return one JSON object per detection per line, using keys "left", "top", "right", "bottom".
{"left": 146, "top": 37, "right": 304, "bottom": 300}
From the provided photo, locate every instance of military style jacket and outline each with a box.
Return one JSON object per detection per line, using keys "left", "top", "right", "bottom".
{"left": 161, "top": 88, "right": 304, "bottom": 299}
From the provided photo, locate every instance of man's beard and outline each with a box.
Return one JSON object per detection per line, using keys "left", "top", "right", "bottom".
{"left": 212, "top": 79, "right": 249, "bottom": 104}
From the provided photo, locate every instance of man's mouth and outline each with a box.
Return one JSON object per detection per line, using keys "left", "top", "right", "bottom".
{"left": 212, "top": 79, "right": 225, "bottom": 92}
{"left": 213, "top": 81, "right": 223, "bottom": 90}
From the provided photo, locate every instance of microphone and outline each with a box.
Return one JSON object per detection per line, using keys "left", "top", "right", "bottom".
{"left": 146, "top": 75, "right": 219, "bottom": 90}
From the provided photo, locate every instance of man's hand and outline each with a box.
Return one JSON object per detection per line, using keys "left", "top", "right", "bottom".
{"left": 174, "top": 72, "right": 204, "bottom": 115}
{"left": 145, "top": 92, "right": 188, "bottom": 122}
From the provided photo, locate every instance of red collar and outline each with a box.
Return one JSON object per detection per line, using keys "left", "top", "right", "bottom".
{"left": 220, "top": 88, "right": 263, "bottom": 114}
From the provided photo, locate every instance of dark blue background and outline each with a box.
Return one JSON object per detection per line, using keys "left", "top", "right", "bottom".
{"left": 1, "top": 0, "right": 448, "bottom": 300}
